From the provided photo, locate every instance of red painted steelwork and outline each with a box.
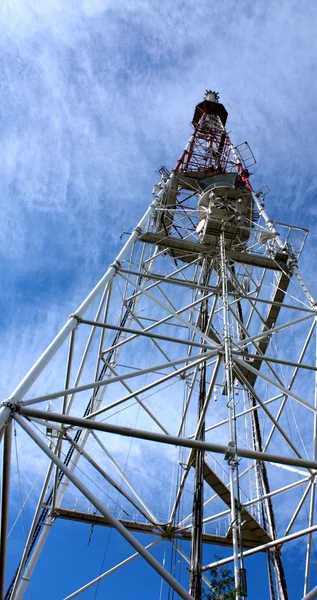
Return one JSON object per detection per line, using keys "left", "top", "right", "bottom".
{"left": 173, "top": 100, "right": 253, "bottom": 193}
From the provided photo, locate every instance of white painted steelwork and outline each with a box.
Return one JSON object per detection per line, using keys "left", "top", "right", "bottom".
{"left": 1, "top": 91, "right": 317, "bottom": 600}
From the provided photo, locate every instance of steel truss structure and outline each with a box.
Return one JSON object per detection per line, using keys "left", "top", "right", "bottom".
{"left": 1, "top": 91, "right": 317, "bottom": 600}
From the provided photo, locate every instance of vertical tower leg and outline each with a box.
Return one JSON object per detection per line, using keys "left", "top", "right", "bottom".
{"left": 303, "top": 326, "right": 317, "bottom": 596}
{"left": 219, "top": 230, "right": 244, "bottom": 597}
{"left": 190, "top": 259, "right": 210, "bottom": 600}
{"left": 0, "top": 420, "right": 12, "bottom": 600}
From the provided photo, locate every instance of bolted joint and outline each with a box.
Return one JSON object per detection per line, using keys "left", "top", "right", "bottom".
{"left": 224, "top": 440, "right": 237, "bottom": 463}
{"left": 308, "top": 303, "right": 317, "bottom": 316}
{"left": 50, "top": 508, "right": 59, "bottom": 521}
{"left": 110, "top": 260, "right": 121, "bottom": 272}
{"left": 257, "top": 198, "right": 265, "bottom": 208}
{"left": 0, "top": 399, "right": 18, "bottom": 414}
{"left": 69, "top": 313, "right": 82, "bottom": 327}
{"left": 132, "top": 226, "right": 142, "bottom": 236}
{"left": 229, "top": 517, "right": 239, "bottom": 532}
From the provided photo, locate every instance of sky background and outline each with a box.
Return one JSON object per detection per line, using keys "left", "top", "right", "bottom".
{"left": 1, "top": 0, "right": 317, "bottom": 598}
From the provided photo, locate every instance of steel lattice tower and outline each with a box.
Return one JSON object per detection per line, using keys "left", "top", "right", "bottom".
{"left": 1, "top": 91, "right": 317, "bottom": 600}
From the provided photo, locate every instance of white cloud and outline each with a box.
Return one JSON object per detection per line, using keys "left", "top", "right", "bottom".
{"left": 2, "top": 1, "right": 317, "bottom": 597}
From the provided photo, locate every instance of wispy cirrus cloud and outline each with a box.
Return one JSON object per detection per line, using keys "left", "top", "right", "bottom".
{"left": 1, "top": 1, "right": 317, "bottom": 598}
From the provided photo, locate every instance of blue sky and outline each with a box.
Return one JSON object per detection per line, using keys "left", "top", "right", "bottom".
{"left": 1, "top": 0, "right": 317, "bottom": 598}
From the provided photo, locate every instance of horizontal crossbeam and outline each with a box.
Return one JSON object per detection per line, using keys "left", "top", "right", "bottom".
{"left": 15, "top": 407, "right": 317, "bottom": 471}
{"left": 140, "top": 232, "right": 289, "bottom": 270}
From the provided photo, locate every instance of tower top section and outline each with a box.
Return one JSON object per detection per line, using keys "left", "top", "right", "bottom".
{"left": 192, "top": 89, "right": 228, "bottom": 127}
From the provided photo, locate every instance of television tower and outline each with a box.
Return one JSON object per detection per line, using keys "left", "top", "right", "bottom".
{"left": 1, "top": 91, "right": 317, "bottom": 600}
